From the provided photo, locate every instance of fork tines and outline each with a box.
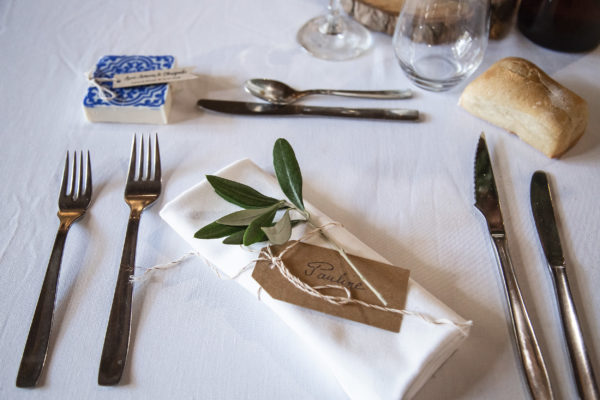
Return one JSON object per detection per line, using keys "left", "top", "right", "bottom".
{"left": 60, "top": 151, "right": 92, "bottom": 209}
{"left": 128, "top": 134, "right": 161, "bottom": 183}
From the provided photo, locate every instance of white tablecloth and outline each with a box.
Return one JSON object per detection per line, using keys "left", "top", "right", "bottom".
{"left": 1, "top": 0, "right": 598, "bottom": 399}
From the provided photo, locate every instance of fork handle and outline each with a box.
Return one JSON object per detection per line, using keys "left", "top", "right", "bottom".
{"left": 17, "top": 225, "right": 69, "bottom": 388}
{"left": 98, "top": 211, "right": 140, "bottom": 386}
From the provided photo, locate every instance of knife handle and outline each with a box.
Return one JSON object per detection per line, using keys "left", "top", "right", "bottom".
{"left": 550, "top": 266, "right": 600, "bottom": 400}
{"left": 299, "top": 106, "right": 419, "bottom": 121}
{"left": 491, "top": 235, "right": 554, "bottom": 400}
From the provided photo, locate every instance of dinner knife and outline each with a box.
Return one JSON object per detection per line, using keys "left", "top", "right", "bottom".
{"left": 197, "top": 99, "right": 419, "bottom": 121}
{"left": 474, "top": 134, "right": 554, "bottom": 400}
{"left": 530, "top": 171, "right": 599, "bottom": 400}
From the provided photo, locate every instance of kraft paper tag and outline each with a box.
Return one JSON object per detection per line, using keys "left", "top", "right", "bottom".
{"left": 111, "top": 67, "right": 197, "bottom": 88}
{"left": 253, "top": 242, "right": 410, "bottom": 332}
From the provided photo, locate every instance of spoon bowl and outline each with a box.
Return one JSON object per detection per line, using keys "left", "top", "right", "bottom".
{"left": 244, "top": 79, "right": 412, "bottom": 105}
{"left": 245, "top": 79, "right": 302, "bottom": 105}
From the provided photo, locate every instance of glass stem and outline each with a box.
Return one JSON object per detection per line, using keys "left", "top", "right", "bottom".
{"left": 324, "top": 0, "right": 344, "bottom": 35}
{"left": 328, "top": 0, "right": 341, "bottom": 16}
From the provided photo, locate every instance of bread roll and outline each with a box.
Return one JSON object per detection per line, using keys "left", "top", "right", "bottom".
{"left": 459, "top": 57, "right": 588, "bottom": 158}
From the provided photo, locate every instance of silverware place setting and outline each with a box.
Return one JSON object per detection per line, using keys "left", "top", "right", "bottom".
{"left": 530, "top": 171, "right": 600, "bottom": 400}
{"left": 17, "top": 151, "right": 92, "bottom": 388}
{"left": 244, "top": 78, "right": 413, "bottom": 105}
{"left": 16, "top": 132, "right": 598, "bottom": 398}
{"left": 473, "top": 134, "right": 554, "bottom": 399}
{"left": 197, "top": 99, "right": 420, "bottom": 121}
{"left": 474, "top": 134, "right": 599, "bottom": 400}
{"left": 17, "top": 134, "right": 163, "bottom": 388}
{"left": 197, "top": 78, "right": 420, "bottom": 121}
{"left": 99, "top": 134, "right": 162, "bottom": 386}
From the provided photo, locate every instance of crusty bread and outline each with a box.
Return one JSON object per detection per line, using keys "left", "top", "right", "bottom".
{"left": 459, "top": 57, "right": 588, "bottom": 158}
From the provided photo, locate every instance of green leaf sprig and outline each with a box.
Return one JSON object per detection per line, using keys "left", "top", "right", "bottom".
{"left": 194, "top": 138, "right": 305, "bottom": 246}
{"left": 193, "top": 138, "right": 388, "bottom": 306}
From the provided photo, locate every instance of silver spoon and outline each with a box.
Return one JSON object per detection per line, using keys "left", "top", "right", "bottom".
{"left": 244, "top": 78, "right": 413, "bottom": 105}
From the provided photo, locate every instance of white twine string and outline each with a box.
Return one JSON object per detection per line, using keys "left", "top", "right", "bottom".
{"left": 131, "top": 223, "right": 472, "bottom": 335}
{"left": 130, "top": 252, "right": 198, "bottom": 283}
{"left": 85, "top": 68, "right": 117, "bottom": 101}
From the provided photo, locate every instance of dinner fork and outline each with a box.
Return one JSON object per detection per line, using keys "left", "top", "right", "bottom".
{"left": 99, "top": 134, "right": 161, "bottom": 386}
{"left": 16, "top": 151, "right": 92, "bottom": 388}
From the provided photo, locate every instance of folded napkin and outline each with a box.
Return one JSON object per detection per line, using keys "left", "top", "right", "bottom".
{"left": 160, "top": 159, "right": 470, "bottom": 400}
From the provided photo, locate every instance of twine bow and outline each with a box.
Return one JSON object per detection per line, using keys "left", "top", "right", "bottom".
{"left": 85, "top": 68, "right": 117, "bottom": 101}
{"left": 255, "top": 228, "right": 473, "bottom": 335}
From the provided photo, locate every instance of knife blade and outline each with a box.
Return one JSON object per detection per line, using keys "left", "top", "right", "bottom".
{"left": 474, "top": 134, "right": 554, "bottom": 400}
{"left": 530, "top": 172, "right": 565, "bottom": 267}
{"left": 530, "top": 171, "right": 599, "bottom": 400}
{"left": 197, "top": 99, "right": 419, "bottom": 121}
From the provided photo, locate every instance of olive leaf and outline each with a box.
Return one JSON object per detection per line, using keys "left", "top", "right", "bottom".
{"left": 220, "top": 219, "right": 303, "bottom": 246}
{"left": 222, "top": 230, "right": 247, "bottom": 245}
{"left": 243, "top": 207, "right": 277, "bottom": 246}
{"left": 206, "top": 175, "right": 280, "bottom": 209}
{"left": 194, "top": 222, "right": 245, "bottom": 239}
{"left": 261, "top": 210, "right": 292, "bottom": 245}
{"left": 196, "top": 139, "right": 308, "bottom": 246}
{"left": 273, "top": 138, "right": 304, "bottom": 211}
{"left": 217, "top": 202, "right": 283, "bottom": 226}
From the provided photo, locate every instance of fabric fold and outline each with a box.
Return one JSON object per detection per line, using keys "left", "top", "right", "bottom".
{"left": 159, "top": 159, "right": 470, "bottom": 400}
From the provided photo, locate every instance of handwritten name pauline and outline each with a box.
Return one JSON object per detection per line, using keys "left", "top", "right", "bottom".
{"left": 304, "top": 262, "right": 365, "bottom": 290}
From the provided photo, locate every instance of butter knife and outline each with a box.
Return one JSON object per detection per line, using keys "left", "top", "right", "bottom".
{"left": 474, "top": 134, "right": 554, "bottom": 399}
{"left": 530, "top": 171, "right": 599, "bottom": 400}
{"left": 197, "top": 99, "right": 419, "bottom": 121}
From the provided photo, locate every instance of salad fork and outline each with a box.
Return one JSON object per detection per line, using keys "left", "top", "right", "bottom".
{"left": 17, "top": 151, "right": 92, "bottom": 388}
{"left": 99, "top": 134, "right": 161, "bottom": 386}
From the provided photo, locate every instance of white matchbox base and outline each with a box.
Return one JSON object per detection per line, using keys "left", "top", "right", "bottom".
{"left": 83, "top": 86, "right": 172, "bottom": 125}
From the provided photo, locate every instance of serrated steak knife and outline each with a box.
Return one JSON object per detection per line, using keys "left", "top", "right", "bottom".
{"left": 530, "top": 171, "right": 599, "bottom": 400}
{"left": 474, "top": 134, "right": 554, "bottom": 400}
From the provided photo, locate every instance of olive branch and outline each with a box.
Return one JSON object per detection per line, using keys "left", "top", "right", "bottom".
{"left": 194, "top": 138, "right": 387, "bottom": 305}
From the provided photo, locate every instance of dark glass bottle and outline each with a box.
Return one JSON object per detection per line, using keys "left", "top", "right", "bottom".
{"left": 517, "top": 0, "right": 600, "bottom": 52}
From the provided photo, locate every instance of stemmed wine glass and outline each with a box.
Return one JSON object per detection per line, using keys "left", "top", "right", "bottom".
{"left": 297, "top": 0, "right": 372, "bottom": 61}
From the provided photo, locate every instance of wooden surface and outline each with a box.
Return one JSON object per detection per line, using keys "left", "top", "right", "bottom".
{"left": 341, "top": 0, "right": 518, "bottom": 39}
{"left": 341, "top": 0, "right": 402, "bottom": 35}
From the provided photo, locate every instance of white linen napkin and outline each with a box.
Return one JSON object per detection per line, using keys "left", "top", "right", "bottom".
{"left": 159, "top": 159, "right": 471, "bottom": 400}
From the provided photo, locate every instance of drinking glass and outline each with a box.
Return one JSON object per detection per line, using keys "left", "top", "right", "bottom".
{"left": 393, "top": 0, "right": 490, "bottom": 91}
{"left": 297, "top": 0, "right": 372, "bottom": 61}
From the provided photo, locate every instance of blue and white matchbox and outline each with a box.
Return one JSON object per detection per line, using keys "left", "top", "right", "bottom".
{"left": 83, "top": 55, "right": 174, "bottom": 124}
